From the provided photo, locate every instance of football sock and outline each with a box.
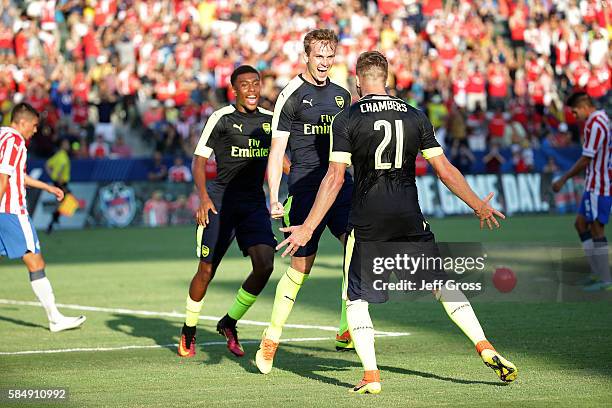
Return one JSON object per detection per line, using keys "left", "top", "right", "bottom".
{"left": 185, "top": 295, "right": 204, "bottom": 327}
{"left": 580, "top": 231, "right": 597, "bottom": 277}
{"left": 227, "top": 287, "right": 258, "bottom": 321}
{"left": 338, "top": 288, "right": 349, "bottom": 334}
{"left": 29, "top": 270, "right": 62, "bottom": 323}
{"left": 593, "top": 237, "right": 611, "bottom": 283}
{"left": 437, "top": 287, "right": 486, "bottom": 346}
{"left": 346, "top": 300, "right": 377, "bottom": 371}
{"left": 266, "top": 267, "right": 308, "bottom": 342}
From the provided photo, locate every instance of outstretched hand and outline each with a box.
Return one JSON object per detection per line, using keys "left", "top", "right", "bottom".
{"left": 474, "top": 192, "right": 505, "bottom": 230}
{"left": 276, "top": 225, "right": 314, "bottom": 257}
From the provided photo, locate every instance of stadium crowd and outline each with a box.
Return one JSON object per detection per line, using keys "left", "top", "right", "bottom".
{"left": 0, "top": 0, "right": 610, "bottom": 175}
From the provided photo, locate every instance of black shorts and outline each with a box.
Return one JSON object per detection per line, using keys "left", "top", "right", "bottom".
{"left": 282, "top": 183, "right": 352, "bottom": 257}
{"left": 196, "top": 200, "right": 276, "bottom": 265}
{"left": 344, "top": 226, "right": 448, "bottom": 303}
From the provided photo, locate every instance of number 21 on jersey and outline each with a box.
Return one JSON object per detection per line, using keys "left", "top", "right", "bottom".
{"left": 374, "top": 119, "right": 404, "bottom": 170}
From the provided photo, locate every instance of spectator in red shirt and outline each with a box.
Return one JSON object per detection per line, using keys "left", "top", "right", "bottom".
{"left": 111, "top": 135, "right": 133, "bottom": 159}
{"left": 487, "top": 61, "right": 510, "bottom": 111}
{"left": 143, "top": 191, "right": 169, "bottom": 227}
{"left": 89, "top": 135, "right": 110, "bottom": 159}
{"left": 466, "top": 68, "right": 486, "bottom": 112}
{"left": 168, "top": 156, "right": 193, "bottom": 183}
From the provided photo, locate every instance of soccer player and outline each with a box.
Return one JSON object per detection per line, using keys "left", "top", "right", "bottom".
{"left": 278, "top": 52, "right": 518, "bottom": 393}
{"left": 552, "top": 92, "right": 611, "bottom": 291}
{"left": 255, "top": 29, "right": 353, "bottom": 374}
{"left": 178, "top": 66, "right": 276, "bottom": 358}
{"left": 0, "top": 103, "right": 86, "bottom": 332}
{"left": 45, "top": 138, "right": 71, "bottom": 233}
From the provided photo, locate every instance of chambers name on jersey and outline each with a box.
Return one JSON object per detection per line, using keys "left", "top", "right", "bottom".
{"left": 330, "top": 94, "right": 443, "bottom": 240}
{"left": 194, "top": 105, "right": 273, "bottom": 202}
{"left": 272, "top": 74, "right": 353, "bottom": 194}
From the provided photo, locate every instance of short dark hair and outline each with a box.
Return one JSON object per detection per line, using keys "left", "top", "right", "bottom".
{"left": 356, "top": 51, "right": 388, "bottom": 82}
{"left": 303, "top": 29, "right": 338, "bottom": 55}
{"left": 10, "top": 103, "right": 39, "bottom": 124}
{"left": 566, "top": 91, "right": 594, "bottom": 108}
{"left": 230, "top": 65, "right": 259, "bottom": 86}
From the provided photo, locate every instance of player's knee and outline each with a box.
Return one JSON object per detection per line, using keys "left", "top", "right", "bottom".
{"left": 255, "top": 260, "right": 274, "bottom": 278}
{"left": 591, "top": 221, "right": 606, "bottom": 239}
{"left": 23, "top": 253, "right": 45, "bottom": 272}
{"left": 196, "top": 262, "right": 215, "bottom": 283}
{"left": 574, "top": 218, "right": 588, "bottom": 233}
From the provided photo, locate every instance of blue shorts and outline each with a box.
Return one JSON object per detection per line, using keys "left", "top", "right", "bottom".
{"left": 196, "top": 200, "right": 276, "bottom": 265}
{"left": 282, "top": 183, "right": 352, "bottom": 257}
{"left": 0, "top": 213, "right": 41, "bottom": 259}
{"left": 578, "top": 191, "right": 612, "bottom": 225}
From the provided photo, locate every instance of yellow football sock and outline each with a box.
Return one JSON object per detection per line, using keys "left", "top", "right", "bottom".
{"left": 266, "top": 267, "right": 308, "bottom": 342}
{"left": 185, "top": 295, "right": 204, "bottom": 327}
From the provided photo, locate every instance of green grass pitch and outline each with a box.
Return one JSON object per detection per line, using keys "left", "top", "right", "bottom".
{"left": 1, "top": 215, "right": 611, "bottom": 407}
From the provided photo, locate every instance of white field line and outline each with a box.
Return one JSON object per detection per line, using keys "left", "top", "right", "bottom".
{"left": 0, "top": 337, "right": 328, "bottom": 356}
{"left": 0, "top": 331, "right": 408, "bottom": 356}
{"left": 0, "top": 298, "right": 409, "bottom": 337}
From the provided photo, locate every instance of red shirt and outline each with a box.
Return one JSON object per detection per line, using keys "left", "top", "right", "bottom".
{"left": 0, "top": 128, "right": 27, "bottom": 215}
{"left": 488, "top": 69, "right": 508, "bottom": 97}
{"left": 438, "top": 41, "right": 457, "bottom": 64}
{"left": 0, "top": 26, "right": 12, "bottom": 49}
{"left": 569, "top": 40, "right": 586, "bottom": 64}
{"left": 14, "top": 31, "right": 27, "bottom": 59}
{"left": 83, "top": 30, "right": 99, "bottom": 58}
{"left": 587, "top": 73, "right": 607, "bottom": 98}
{"left": 73, "top": 72, "right": 89, "bottom": 101}
{"left": 510, "top": 16, "right": 526, "bottom": 41}
{"left": 467, "top": 72, "right": 486, "bottom": 94}
{"left": 28, "top": 94, "right": 49, "bottom": 112}
{"left": 72, "top": 104, "right": 89, "bottom": 125}
{"left": 453, "top": 78, "right": 468, "bottom": 96}
{"left": 215, "top": 61, "right": 234, "bottom": 88}
{"left": 421, "top": 0, "right": 443, "bottom": 16}
{"left": 488, "top": 113, "right": 506, "bottom": 137}
{"left": 530, "top": 81, "right": 545, "bottom": 105}
{"left": 525, "top": 59, "right": 540, "bottom": 83}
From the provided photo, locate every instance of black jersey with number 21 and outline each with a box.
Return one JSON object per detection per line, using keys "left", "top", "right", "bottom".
{"left": 330, "top": 94, "right": 443, "bottom": 239}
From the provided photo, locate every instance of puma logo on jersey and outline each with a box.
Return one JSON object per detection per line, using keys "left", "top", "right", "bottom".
{"left": 302, "top": 98, "right": 313, "bottom": 107}
{"left": 233, "top": 123, "right": 243, "bottom": 132}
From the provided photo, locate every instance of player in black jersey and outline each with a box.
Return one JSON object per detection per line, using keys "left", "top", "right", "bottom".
{"left": 278, "top": 52, "right": 518, "bottom": 393}
{"left": 178, "top": 66, "right": 277, "bottom": 359}
{"left": 255, "top": 29, "right": 354, "bottom": 375}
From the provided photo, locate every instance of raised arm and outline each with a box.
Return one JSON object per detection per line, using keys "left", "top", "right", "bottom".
{"left": 24, "top": 175, "right": 64, "bottom": 201}
{"left": 552, "top": 156, "right": 591, "bottom": 192}
{"left": 428, "top": 153, "right": 504, "bottom": 229}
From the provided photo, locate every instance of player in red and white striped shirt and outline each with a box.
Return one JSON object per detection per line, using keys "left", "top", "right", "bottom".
{"left": 553, "top": 92, "right": 612, "bottom": 291}
{"left": 0, "top": 103, "right": 86, "bottom": 332}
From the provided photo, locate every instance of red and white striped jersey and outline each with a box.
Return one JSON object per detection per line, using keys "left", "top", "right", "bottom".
{"left": 0, "top": 127, "right": 28, "bottom": 215}
{"left": 582, "top": 110, "right": 612, "bottom": 195}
